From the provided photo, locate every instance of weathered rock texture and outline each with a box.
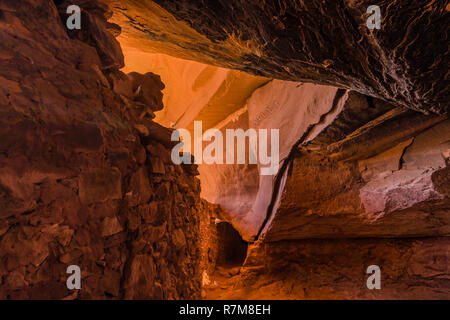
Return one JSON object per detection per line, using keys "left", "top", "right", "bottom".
{"left": 117, "top": 49, "right": 270, "bottom": 130}
{"left": 203, "top": 93, "right": 449, "bottom": 300}
{"left": 0, "top": 0, "right": 448, "bottom": 301}
{"left": 262, "top": 93, "right": 449, "bottom": 242}
{"left": 0, "top": 0, "right": 209, "bottom": 299}
{"left": 109, "top": 1, "right": 448, "bottom": 299}
{"left": 206, "top": 238, "right": 449, "bottom": 300}
{"left": 110, "top": 0, "right": 449, "bottom": 114}
{"left": 108, "top": 0, "right": 449, "bottom": 242}
{"left": 202, "top": 90, "right": 449, "bottom": 299}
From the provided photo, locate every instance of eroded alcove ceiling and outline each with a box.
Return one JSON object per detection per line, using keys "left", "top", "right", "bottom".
{"left": 110, "top": 0, "right": 449, "bottom": 240}
{"left": 0, "top": 0, "right": 448, "bottom": 299}
{"left": 109, "top": 0, "right": 449, "bottom": 298}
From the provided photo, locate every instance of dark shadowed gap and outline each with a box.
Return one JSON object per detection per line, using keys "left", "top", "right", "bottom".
{"left": 216, "top": 222, "right": 248, "bottom": 267}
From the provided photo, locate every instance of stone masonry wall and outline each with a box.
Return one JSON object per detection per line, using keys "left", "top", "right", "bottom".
{"left": 0, "top": 0, "right": 207, "bottom": 299}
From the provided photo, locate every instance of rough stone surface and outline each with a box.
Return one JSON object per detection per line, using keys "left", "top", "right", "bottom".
{"left": 0, "top": 0, "right": 210, "bottom": 300}
{"left": 263, "top": 94, "right": 449, "bottom": 242}
{"left": 0, "top": 0, "right": 448, "bottom": 301}
{"left": 110, "top": 0, "right": 449, "bottom": 114}
{"left": 79, "top": 168, "right": 122, "bottom": 204}
{"left": 206, "top": 238, "right": 450, "bottom": 300}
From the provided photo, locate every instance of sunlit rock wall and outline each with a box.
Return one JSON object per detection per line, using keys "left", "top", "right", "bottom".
{"left": 116, "top": 42, "right": 353, "bottom": 240}
{"left": 109, "top": 0, "right": 448, "bottom": 242}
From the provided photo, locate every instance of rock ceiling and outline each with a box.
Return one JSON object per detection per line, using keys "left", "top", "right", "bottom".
{"left": 110, "top": 0, "right": 448, "bottom": 114}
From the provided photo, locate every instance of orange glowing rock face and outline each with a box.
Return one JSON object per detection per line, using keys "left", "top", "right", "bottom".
{"left": 116, "top": 41, "right": 268, "bottom": 239}
{"left": 116, "top": 35, "right": 349, "bottom": 241}
{"left": 116, "top": 31, "right": 450, "bottom": 247}
{"left": 0, "top": 0, "right": 215, "bottom": 300}
{"left": 118, "top": 46, "right": 269, "bottom": 130}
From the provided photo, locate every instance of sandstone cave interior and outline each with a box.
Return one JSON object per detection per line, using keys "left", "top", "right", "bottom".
{"left": 0, "top": 0, "right": 448, "bottom": 300}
